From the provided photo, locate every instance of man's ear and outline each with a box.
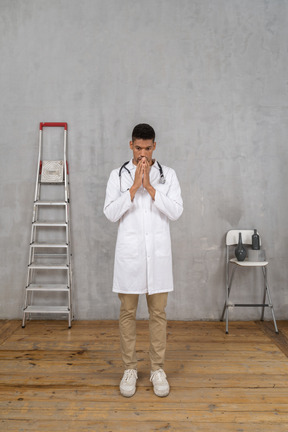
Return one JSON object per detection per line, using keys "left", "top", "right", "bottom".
{"left": 129, "top": 141, "right": 133, "bottom": 150}
{"left": 153, "top": 142, "right": 156, "bottom": 150}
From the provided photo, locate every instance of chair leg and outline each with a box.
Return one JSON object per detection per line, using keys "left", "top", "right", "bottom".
{"left": 262, "top": 267, "right": 279, "bottom": 334}
{"left": 220, "top": 302, "right": 226, "bottom": 322}
{"left": 261, "top": 269, "right": 267, "bottom": 321}
{"left": 225, "top": 305, "right": 229, "bottom": 334}
{"left": 221, "top": 304, "right": 230, "bottom": 334}
{"left": 220, "top": 273, "right": 229, "bottom": 322}
{"left": 221, "top": 266, "right": 236, "bottom": 334}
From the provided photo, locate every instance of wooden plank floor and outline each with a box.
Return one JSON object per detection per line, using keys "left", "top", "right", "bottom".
{"left": 1, "top": 320, "right": 288, "bottom": 431}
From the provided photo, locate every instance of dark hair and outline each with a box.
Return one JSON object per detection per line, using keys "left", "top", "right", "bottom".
{"left": 132, "top": 123, "right": 155, "bottom": 142}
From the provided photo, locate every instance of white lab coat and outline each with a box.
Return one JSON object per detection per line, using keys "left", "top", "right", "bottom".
{"left": 103, "top": 159, "right": 183, "bottom": 294}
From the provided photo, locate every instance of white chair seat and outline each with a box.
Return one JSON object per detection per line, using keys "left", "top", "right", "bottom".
{"left": 230, "top": 258, "right": 268, "bottom": 267}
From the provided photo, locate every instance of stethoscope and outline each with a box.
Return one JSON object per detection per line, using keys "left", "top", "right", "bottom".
{"left": 119, "top": 160, "right": 165, "bottom": 193}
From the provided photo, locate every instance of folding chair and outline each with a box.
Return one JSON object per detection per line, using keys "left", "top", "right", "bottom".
{"left": 221, "top": 229, "right": 278, "bottom": 334}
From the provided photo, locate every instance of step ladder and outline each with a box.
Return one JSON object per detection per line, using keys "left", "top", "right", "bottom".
{"left": 22, "top": 122, "right": 73, "bottom": 328}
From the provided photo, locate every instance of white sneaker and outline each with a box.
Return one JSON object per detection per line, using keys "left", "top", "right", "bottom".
{"left": 120, "top": 369, "right": 138, "bottom": 397}
{"left": 150, "top": 369, "right": 170, "bottom": 397}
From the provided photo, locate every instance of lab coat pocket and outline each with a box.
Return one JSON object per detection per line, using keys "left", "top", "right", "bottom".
{"left": 155, "top": 231, "right": 171, "bottom": 257}
{"left": 116, "top": 233, "right": 139, "bottom": 259}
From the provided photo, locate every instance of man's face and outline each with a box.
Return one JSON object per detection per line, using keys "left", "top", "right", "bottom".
{"left": 130, "top": 139, "right": 156, "bottom": 165}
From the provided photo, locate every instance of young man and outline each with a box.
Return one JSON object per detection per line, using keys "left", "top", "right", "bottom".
{"left": 103, "top": 123, "right": 183, "bottom": 397}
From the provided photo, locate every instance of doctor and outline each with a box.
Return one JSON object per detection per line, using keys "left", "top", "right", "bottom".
{"left": 104, "top": 123, "right": 183, "bottom": 398}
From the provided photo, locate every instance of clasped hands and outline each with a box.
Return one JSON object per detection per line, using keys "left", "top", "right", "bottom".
{"left": 130, "top": 157, "right": 156, "bottom": 201}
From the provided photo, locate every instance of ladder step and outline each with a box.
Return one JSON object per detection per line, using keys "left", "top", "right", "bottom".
{"left": 26, "top": 284, "right": 69, "bottom": 292}
{"left": 34, "top": 200, "right": 67, "bottom": 206}
{"left": 40, "top": 180, "right": 65, "bottom": 185}
{"left": 33, "top": 255, "right": 69, "bottom": 260}
{"left": 23, "top": 306, "right": 70, "bottom": 314}
{"left": 33, "top": 221, "right": 67, "bottom": 227}
{"left": 28, "top": 263, "right": 69, "bottom": 270}
{"left": 30, "top": 242, "right": 68, "bottom": 248}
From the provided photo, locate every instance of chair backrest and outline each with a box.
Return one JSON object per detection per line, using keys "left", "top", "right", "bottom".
{"left": 226, "top": 230, "right": 261, "bottom": 246}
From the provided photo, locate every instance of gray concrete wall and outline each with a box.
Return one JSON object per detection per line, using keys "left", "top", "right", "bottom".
{"left": 1, "top": 0, "right": 288, "bottom": 321}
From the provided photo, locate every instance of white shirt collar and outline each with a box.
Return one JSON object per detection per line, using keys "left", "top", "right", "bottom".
{"left": 126, "top": 159, "right": 136, "bottom": 170}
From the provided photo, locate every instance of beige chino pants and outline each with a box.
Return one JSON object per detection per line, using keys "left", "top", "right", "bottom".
{"left": 118, "top": 293, "right": 168, "bottom": 372}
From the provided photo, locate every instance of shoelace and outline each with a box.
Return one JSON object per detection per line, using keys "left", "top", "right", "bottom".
{"left": 150, "top": 369, "right": 166, "bottom": 383}
{"left": 123, "top": 369, "right": 137, "bottom": 382}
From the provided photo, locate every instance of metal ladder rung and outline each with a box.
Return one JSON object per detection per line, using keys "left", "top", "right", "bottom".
{"left": 23, "top": 306, "right": 70, "bottom": 313}
{"left": 28, "top": 263, "right": 69, "bottom": 270}
{"left": 26, "top": 284, "right": 69, "bottom": 292}
{"left": 32, "top": 221, "right": 67, "bottom": 227}
{"left": 40, "top": 181, "right": 65, "bottom": 184}
{"left": 30, "top": 242, "right": 68, "bottom": 248}
{"left": 33, "top": 255, "right": 68, "bottom": 259}
{"left": 34, "top": 200, "right": 67, "bottom": 206}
